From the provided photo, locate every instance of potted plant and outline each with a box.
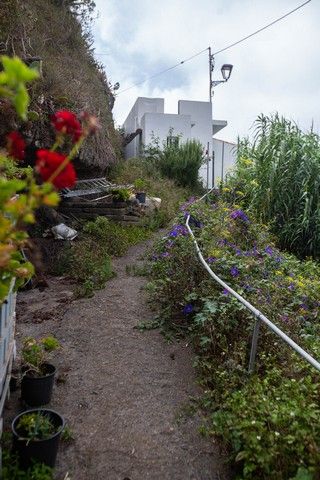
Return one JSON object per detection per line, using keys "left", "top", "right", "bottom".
{"left": 110, "top": 187, "right": 132, "bottom": 203}
{"left": 12, "top": 408, "right": 65, "bottom": 469}
{"left": 134, "top": 178, "right": 147, "bottom": 204}
{"left": 20, "top": 336, "right": 60, "bottom": 406}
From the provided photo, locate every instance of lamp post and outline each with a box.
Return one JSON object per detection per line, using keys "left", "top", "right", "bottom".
{"left": 209, "top": 47, "right": 233, "bottom": 103}
{"left": 208, "top": 47, "right": 233, "bottom": 191}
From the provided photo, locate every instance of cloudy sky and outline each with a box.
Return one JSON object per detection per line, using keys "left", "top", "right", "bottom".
{"left": 93, "top": 0, "right": 319, "bottom": 143}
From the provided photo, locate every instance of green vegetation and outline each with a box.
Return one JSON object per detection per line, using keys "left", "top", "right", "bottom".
{"left": 83, "top": 216, "right": 150, "bottom": 255}
{"left": 110, "top": 187, "right": 132, "bottom": 202}
{"left": 61, "top": 425, "right": 75, "bottom": 444}
{"left": 22, "top": 336, "right": 60, "bottom": 373}
{"left": 148, "top": 195, "right": 320, "bottom": 479}
{"left": 111, "top": 156, "right": 195, "bottom": 229}
{"left": 133, "top": 177, "right": 147, "bottom": 191}
{"left": 16, "top": 413, "right": 56, "bottom": 442}
{"left": 225, "top": 114, "right": 320, "bottom": 259}
{"left": 54, "top": 216, "right": 153, "bottom": 297}
{"left": 143, "top": 135, "right": 204, "bottom": 188}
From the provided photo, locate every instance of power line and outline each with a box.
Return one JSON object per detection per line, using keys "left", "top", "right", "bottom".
{"left": 117, "top": 48, "right": 209, "bottom": 95}
{"left": 213, "top": 0, "right": 311, "bottom": 56}
{"left": 115, "top": 0, "right": 311, "bottom": 95}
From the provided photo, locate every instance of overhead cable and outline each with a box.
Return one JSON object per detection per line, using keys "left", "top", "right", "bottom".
{"left": 115, "top": 0, "right": 312, "bottom": 95}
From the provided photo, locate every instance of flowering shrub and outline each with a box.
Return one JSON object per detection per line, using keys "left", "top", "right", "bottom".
{"left": 0, "top": 56, "right": 98, "bottom": 303}
{"left": 148, "top": 195, "right": 320, "bottom": 479}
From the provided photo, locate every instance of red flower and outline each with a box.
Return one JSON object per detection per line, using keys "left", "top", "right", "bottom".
{"left": 7, "top": 131, "right": 26, "bottom": 160}
{"left": 36, "top": 149, "right": 76, "bottom": 190}
{"left": 51, "top": 110, "right": 82, "bottom": 143}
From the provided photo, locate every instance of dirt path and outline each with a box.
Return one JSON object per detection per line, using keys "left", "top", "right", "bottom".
{"left": 11, "top": 237, "right": 231, "bottom": 480}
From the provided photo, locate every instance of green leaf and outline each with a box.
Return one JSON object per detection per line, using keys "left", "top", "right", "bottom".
{"left": 1, "top": 56, "right": 39, "bottom": 83}
{"left": 291, "top": 467, "right": 314, "bottom": 480}
{"left": 0, "top": 179, "right": 26, "bottom": 203}
{"left": 13, "top": 83, "right": 29, "bottom": 119}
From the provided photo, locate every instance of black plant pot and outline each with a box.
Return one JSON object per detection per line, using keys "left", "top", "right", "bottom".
{"left": 21, "top": 363, "right": 56, "bottom": 407}
{"left": 136, "top": 192, "right": 146, "bottom": 204}
{"left": 12, "top": 408, "right": 65, "bottom": 469}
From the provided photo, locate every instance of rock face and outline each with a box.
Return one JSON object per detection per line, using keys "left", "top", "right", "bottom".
{"left": 0, "top": 0, "right": 121, "bottom": 177}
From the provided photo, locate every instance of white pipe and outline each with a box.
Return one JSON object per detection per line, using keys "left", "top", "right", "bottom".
{"left": 185, "top": 204, "right": 320, "bottom": 373}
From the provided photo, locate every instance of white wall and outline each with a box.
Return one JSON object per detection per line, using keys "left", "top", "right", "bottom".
{"left": 123, "top": 97, "right": 164, "bottom": 157}
{"left": 178, "top": 100, "right": 213, "bottom": 186}
{"left": 122, "top": 98, "right": 234, "bottom": 188}
{"left": 212, "top": 139, "right": 237, "bottom": 186}
{"left": 141, "top": 112, "right": 191, "bottom": 148}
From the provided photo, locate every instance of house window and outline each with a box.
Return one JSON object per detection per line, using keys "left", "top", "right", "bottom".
{"left": 167, "top": 135, "right": 179, "bottom": 148}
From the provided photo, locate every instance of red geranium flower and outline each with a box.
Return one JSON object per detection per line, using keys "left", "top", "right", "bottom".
{"left": 7, "top": 131, "right": 26, "bottom": 160}
{"left": 36, "top": 149, "right": 76, "bottom": 190}
{"left": 51, "top": 110, "right": 82, "bottom": 143}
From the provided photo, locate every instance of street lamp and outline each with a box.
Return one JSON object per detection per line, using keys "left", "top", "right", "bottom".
{"left": 211, "top": 62, "right": 234, "bottom": 88}
{"left": 221, "top": 64, "right": 233, "bottom": 81}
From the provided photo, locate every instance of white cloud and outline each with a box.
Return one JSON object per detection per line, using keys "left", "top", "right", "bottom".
{"left": 93, "top": 0, "right": 320, "bottom": 142}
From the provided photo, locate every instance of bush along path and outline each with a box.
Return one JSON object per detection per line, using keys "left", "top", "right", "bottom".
{"left": 149, "top": 195, "right": 320, "bottom": 479}
{"left": 13, "top": 234, "right": 231, "bottom": 480}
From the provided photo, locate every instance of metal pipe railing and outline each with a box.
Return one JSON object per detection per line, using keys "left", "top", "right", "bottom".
{"left": 185, "top": 191, "right": 320, "bottom": 373}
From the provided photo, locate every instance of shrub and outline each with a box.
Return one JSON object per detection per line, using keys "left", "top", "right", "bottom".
{"left": 144, "top": 136, "right": 204, "bottom": 188}
{"left": 148, "top": 196, "right": 320, "bottom": 479}
{"left": 225, "top": 114, "right": 320, "bottom": 259}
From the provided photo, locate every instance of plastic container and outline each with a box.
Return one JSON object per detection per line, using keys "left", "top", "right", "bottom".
{"left": 12, "top": 408, "right": 65, "bottom": 469}
{"left": 21, "top": 363, "right": 56, "bottom": 406}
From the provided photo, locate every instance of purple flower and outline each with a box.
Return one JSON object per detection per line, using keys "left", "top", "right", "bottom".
{"left": 183, "top": 303, "right": 193, "bottom": 315}
{"left": 230, "top": 266, "right": 239, "bottom": 277}
{"left": 222, "top": 288, "right": 229, "bottom": 295}
{"left": 169, "top": 224, "right": 188, "bottom": 237}
{"left": 299, "top": 303, "right": 308, "bottom": 311}
{"left": 230, "top": 209, "right": 250, "bottom": 223}
{"left": 281, "top": 315, "right": 290, "bottom": 324}
{"left": 288, "top": 284, "right": 295, "bottom": 291}
{"left": 161, "top": 252, "right": 170, "bottom": 258}
{"left": 207, "top": 257, "right": 216, "bottom": 264}
{"left": 218, "top": 239, "right": 228, "bottom": 246}
{"left": 275, "top": 256, "right": 282, "bottom": 263}
{"left": 265, "top": 246, "right": 273, "bottom": 255}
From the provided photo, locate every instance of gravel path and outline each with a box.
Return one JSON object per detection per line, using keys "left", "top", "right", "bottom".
{"left": 12, "top": 237, "right": 232, "bottom": 480}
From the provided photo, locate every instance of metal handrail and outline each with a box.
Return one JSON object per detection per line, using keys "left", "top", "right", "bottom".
{"left": 185, "top": 190, "right": 320, "bottom": 373}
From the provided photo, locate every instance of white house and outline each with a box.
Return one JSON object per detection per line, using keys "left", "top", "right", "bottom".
{"left": 123, "top": 97, "right": 237, "bottom": 187}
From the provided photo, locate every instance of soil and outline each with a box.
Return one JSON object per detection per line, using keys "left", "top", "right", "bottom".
{"left": 7, "top": 236, "right": 232, "bottom": 480}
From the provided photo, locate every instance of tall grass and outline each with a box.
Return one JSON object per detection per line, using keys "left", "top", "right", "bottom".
{"left": 226, "top": 114, "right": 320, "bottom": 258}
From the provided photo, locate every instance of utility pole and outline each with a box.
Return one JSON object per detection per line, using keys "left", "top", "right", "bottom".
{"left": 208, "top": 47, "right": 214, "bottom": 191}
{"left": 208, "top": 46, "right": 214, "bottom": 105}
{"left": 208, "top": 47, "right": 233, "bottom": 190}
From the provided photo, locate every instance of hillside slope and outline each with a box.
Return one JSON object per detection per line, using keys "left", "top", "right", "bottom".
{"left": 0, "top": 0, "right": 121, "bottom": 177}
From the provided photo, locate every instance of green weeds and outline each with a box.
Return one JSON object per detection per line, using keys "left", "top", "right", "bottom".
{"left": 148, "top": 197, "right": 320, "bottom": 479}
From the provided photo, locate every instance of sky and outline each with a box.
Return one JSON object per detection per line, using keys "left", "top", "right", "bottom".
{"left": 92, "top": 0, "right": 320, "bottom": 143}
